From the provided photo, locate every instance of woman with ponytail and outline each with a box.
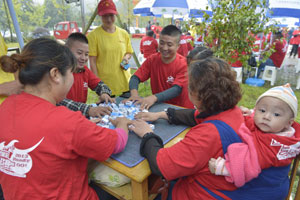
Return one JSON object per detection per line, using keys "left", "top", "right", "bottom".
{"left": 0, "top": 38, "right": 135, "bottom": 200}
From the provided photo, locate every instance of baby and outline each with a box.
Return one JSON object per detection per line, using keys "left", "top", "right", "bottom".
{"left": 209, "top": 83, "right": 300, "bottom": 187}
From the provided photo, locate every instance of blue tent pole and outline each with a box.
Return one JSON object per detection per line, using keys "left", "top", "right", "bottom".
{"left": 6, "top": 0, "right": 24, "bottom": 49}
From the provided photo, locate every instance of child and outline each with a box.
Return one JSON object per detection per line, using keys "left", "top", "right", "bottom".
{"left": 140, "top": 30, "right": 158, "bottom": 59}
{"left": 209, "top": 84, "right": 300, "bottom": 187}
{"left": 57, "top": 32, "right": 114, "bottom": 118}
{"left": 127, "top": 25, "right": 193, "bottom": 109}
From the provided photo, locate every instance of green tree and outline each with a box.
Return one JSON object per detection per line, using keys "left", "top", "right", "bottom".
{"left": 191, "top": 0, "right": 277, "bottom": 71}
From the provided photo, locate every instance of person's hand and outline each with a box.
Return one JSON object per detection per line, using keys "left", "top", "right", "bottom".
{"left": 109, "top": 117, "right": 132, "bottom": 132}
{"left": 135, "top": 111, "right": 161, "bottom": 122}
{"left": 98, "top": 93, "right": 116, "bottom": 104}
{"left": 122, "top": 95, "right": 143, "bottom": 104}
{"left": 89, "top": 118, "right": 101, "bottom": 123}
{"left": 208, "top": 158, "right": 217, "bottom": 174}
{"left": 135, "top": 95, "right": 157, "bottom": 110}
{"left": 240, "top": 106, "right": 251, "bottom": 116}
{"left": 129, "top": 119, "right": 153, "bottom": 138}
{"left": 88, "top": 106, "right": 112, "bottom": 118}
{"left": 122, "top": 58, "right": 129, "bottom": 65}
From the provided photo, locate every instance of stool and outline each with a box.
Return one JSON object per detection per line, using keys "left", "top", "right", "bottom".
{"left": 232, "top": 67, "right": 243, "bottom": 83}
{"left": 262, "top": 65, "right": 277, "bottom": 86}
{"left": 138, "top": 52, "right": 146, "bottom": 65}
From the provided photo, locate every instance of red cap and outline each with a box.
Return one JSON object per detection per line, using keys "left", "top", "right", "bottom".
{"left": 97, "top": 0, "right": 117, "bottom": 16}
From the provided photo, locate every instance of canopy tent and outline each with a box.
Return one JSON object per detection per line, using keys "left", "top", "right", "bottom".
{"left": 268, "top": 0, "right": 300, "bottom": 19}
{"left": 133, "top": 0, "right": 212, "bottom": 19}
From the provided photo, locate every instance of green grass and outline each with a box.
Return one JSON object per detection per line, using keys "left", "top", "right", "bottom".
{"left": 88, "top": 82, "right": 300, "bottom": 123}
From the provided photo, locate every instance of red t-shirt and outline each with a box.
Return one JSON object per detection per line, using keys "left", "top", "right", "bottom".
{"left": 156, "top": 106, "right": 244, "bottom": 200}
{"left": 270, "top": 39, "right": 288, "bottom": 68}
{"left": 67, "top": 66, "right": 100, "bottom": 103}
{"left": 292, "top": 30, "right": 300, "bottom": 45}
{"left": 134, "top": 53, "right": 193, "bottom": 108}
{"left": 139, "top": 36, "right": 158, "bottom": 59}
{"left": 151, "top": 25, "right": 157, "bottom": 34}
{"left": 177, "top": 35, "right": 193, "bottom": 57}
{"left": 252, "top": 35, "right": 266, "bottom": 52}
{"left": 0, "top": 92, "right": 118, "bottom": 200}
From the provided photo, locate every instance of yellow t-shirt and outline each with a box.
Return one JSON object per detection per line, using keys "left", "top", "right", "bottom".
{"left": 87, "top": 26, "right": 134, "bottom": 96}
{"left": 0, "top": 34, "right": 15, "bottom": 104}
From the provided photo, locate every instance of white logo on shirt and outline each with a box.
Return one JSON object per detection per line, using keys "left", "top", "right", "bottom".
{"left": 0, "top": 138, "right": 44, "bottom": 178}
{"left": 143, "top": 40, "right": 152, "bottom": 46}
{"left": 282, "top": 42, "right": 288, "bottom": 53}
{"left": 270, "top": 139, "right": 300, "bottom": 160}
{"left": 179, "top": 39, "right": 187, "bottom": 44}
{"left": 166, "top": 76, "right": 174, "bottom": 84}
{"left": 83, "top": 82, "right": 88, "bottom": 88}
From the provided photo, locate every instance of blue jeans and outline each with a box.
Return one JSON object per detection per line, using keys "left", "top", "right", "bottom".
{"left": 257, "top": 58, "right": 274, "bottom": 78}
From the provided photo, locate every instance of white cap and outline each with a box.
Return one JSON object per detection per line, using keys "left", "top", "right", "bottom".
{"left": 256, "top": 83, "right": 298, "bottom": 118}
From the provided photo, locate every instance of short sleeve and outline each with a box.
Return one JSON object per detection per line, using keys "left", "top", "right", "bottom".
{"left": 172, "top": 58, "right": 188, "bottom": 88}
{"left": 134, "top": 57, "right": 151, "bottom": 82}
{"left": 125, "top": 32, "right": 134, "bottom": 54}
{"left": 71, "top": 113, "right": 118, "bottom": 161}
{"left": 86, "top": 67, "right": 101, "bottom": 90}
{"left": 87, "top": 30, "right": 98, "bottom": 57}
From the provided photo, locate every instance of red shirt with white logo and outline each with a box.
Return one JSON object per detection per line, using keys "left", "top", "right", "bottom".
{"left": 177, "top": 35, "right": 193, "bottom": 57}
{"left": 67, "top": 66, "right": 100, "bottom": 103}
{"left": 252, "top": 35, "right": 266, "bottom": 52}
{"left": 140, "top": 36, "right": 158, "bottom": 58}
{"left": 0, "top": 92, "right": 118, "bottom": 200}
{"left": 270, "top": 39, "right": 288, "bottom": 68}
{"left": 134, "top": 53, "right": 193, "bottom": 108}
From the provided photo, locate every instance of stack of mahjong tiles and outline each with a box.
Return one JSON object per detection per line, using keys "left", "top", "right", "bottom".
{"left": 95, "top": 101, "right": 155, "bottom": 130}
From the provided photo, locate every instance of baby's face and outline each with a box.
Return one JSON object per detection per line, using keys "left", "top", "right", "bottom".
{"left": 254, "top": 96, "right": 294, "bottom": 133}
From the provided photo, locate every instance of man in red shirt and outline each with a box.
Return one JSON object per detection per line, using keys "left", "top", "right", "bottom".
{"left": 257, "top": 31, "right": 288, "bottom": 78}
{"left": 140, "top": 30, "right": 158, "bottom": 59}
{"left": 57, "top": 32, "right": 115, "bottom": 118}
{"left": 177, "top": 34, "right": 193, "bottom": 57}
{"left": 127, "top": 25, "right": 193, "bottom": 109}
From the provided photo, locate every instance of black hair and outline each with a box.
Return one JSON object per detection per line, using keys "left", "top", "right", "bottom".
{"left": 160, "top": 25, "right": 182, "bottom": 43}
{"left": 65, "top": 32, "right": 89, "bottom": 47}
{"left": 146, "top": 30, "right": 155, "bottom": 37}
{"left": 0, "top": 38, "right": 76, "bottom": 85}
{"left": 187, "top": 46, "right": 213, "bottom": 65}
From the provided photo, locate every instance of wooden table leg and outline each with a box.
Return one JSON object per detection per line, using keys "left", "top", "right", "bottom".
{"left": 131, "top": 179, "right": 148, "bottom": 200}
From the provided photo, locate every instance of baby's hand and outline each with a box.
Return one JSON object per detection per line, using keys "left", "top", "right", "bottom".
{"left": 240, "top": 106, "right": 251, "bottom": 116}
{"left": 208, "top": 158, "right": 217, "bottom": 174}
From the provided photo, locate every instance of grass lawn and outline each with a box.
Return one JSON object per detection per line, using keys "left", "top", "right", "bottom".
{"left": 88, "top": 82, "right": 300, "bottom": 123}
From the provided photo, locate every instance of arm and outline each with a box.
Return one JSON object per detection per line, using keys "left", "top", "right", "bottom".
{"left": 57, "top": 99, "right": 91, "bottom": 117}
{"left": 89, "top": 56, "right": 98, "bottom": 77}
{"left": 155, "top": 85, "right": 182, "bottom": 103}
{"left": 57, "top": 99, "right": 112, "bottom": 118}
{"left": 0, "top": 80, "right": 23, "bottom": 96}
{"left": 135, "top": 107, "right": 197, "bottom": 127}
{"left": 209, "top": 123, "right": 261, "bottom": 188}
{"left": 93, "top": 81, "right": 114, "bottom": 103}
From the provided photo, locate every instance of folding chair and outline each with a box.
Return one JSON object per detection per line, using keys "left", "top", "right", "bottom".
{"left": 286, "top": 155, "right": 300, "bottom": 200}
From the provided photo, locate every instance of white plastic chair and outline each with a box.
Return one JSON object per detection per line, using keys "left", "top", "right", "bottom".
{"left": 262, "top": 65, "right": 277, "bottom": 86}
{"left": 232, "top": 67, "right": 243, "bottom": 83}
